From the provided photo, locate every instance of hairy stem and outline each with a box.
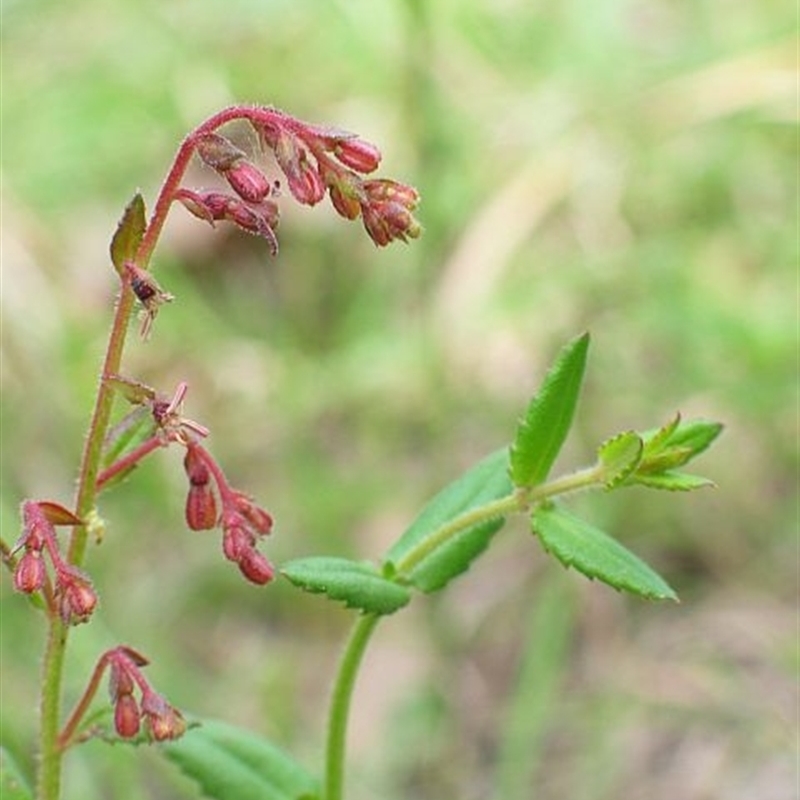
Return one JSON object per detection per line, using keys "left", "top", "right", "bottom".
{"left": 394, "top": 464, "right": 603, "bottom": 576}
{"left": 324, "top": 614, "right": 381, "bottom": 800}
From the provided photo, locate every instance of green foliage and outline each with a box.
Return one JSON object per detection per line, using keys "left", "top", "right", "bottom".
{"left": 164, "top": 720, "right": 318, "bottom": 800}
{"left": 280, "top": 557, "right": 410, "bottom": 615}
{"left": 596, "top": 431, "right": 643, "bottom": 489}
{"left": 0, "top": 748, "right": 33, "bottom": 800}
{"left": 109, "top": 192, "right": 146, "bottom": 276}
{"left": 509, "top": 333, "right": 589, "bottom": 488}
{"left": 627, "top": 416, "right": 724, "bottom": 491}
{"left": 385, "top": 448, "right": 512, "bottom": 592}
{"left": 531, "top": 504, "right": 678, "bottom": 601}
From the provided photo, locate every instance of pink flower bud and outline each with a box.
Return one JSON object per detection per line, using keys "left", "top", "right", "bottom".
{"left": 232, "top": 493, "right": 273, "bottom": 536}
{"left": 222, "top": 517, "right": 254, "bottom": 562}
{"left": 273, "top": 130, "right": 325, "bottom": 205}
{"left": 14, "top": 551, "right": 46, "bottom": 594}
{"left": 237, "top": 548, "right": 275, "bottom": 585}
{"left": 333, "top": 137, "right": 382, "bottom": 173}
{"left": 226, "top": 161, "right": 271, "bottom": 203}
{"left": 183, "top": 445, "right": 211, "bottom": 487}
{"left": 114, "top": 693, "right": 141, "bottom": 738}
{"left": 56, "top": 570, "right": 98, "bottom": 626}
{"left": 185, "top": 484, "right": 218, "bottom": 531}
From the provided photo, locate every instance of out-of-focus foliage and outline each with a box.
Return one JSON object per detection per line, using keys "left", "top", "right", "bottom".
{"left": 1, "top": 0, "right": 794, "bottom": 798}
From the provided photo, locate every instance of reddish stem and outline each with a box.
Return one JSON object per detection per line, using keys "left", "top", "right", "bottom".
{"left": 96, "top": 435, "right": 166, "bottom": 492}
{"left": 57, "top": 654, "right": 109, "bottom": 751}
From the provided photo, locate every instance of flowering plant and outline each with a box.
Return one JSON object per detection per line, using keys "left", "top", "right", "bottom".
{"left": 1, "top": 104, "right": 719, "bottom": 800}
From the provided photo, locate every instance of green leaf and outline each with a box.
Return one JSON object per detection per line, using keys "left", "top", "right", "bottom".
{"left": 102, "top": 405, "right": 155, "bottom": 469}
{"left": 385, "top": 449, "right": 513, "bottom": 593}
{"left": 663, "top": 419, "right": 723, "bottom": 459}
{"left": 531, "top": 504, "right": 677, "bottom": 601}
{"left": 633, "top": 471, "right": 716, "bottom": 491}
{"left": 163, "top": 719, "right": 318, "bottom": 800}
{"left": 596, "top": 431, "right": 643, "bottom": 489}
{"left": 0, "top": 747, "right": 33, "bottom": 800}
{"left": 509, "top": 333, "right": 590, "bottom": 488}
{"left": 638, "top": 416, "right": 723, "bottom": 473}
{"left": 110, "top": 192, "right": 147, "bottom": 276}
{"left": 281, "top": 557, "right": 411, "bottom": 615}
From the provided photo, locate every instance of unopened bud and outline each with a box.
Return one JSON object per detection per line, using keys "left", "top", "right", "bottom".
{"left": 333, "top": 137, "right": 381, "bottom": 174}
{"left": 226, "top": 161, "right": 271, "bottom": 203}
{"left": 237, "top": 548, "right": 275, "bottom": 585}
{"left": 232, "top": 494, "right": 273, "bottom": 536}
{"left": 185, "top": 484, "right": 218, "bottom": 531}
{"left": 273, "top": 131, "right": 325, "bottom": 205}
{"left": 222, "top": 519, "right": 254, "bottom": 562}
{"left": 14, "top": 551, "right": 46, "bottom": 594}
{"left": 114, "top": 693, "right": 141, "bottom": 738}
{"left": 56, "top": 571, "right": 98, "bottom": 626}
{"left": 183, "top": 445, "right": 210, "bottom": 487}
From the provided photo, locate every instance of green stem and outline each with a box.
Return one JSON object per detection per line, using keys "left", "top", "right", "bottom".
{"left": 324, "top": 614, "right": 381, "bottom": 800}
{"left": 36, "top": 619, "right": 67, "bottom": 800}
{"left": 395, "top": 464, "right": 603, "bottom": 576}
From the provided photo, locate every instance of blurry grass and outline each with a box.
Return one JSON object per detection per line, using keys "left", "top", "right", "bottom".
{"left": 1, "top": 0, "right": 796, "bottom": 798}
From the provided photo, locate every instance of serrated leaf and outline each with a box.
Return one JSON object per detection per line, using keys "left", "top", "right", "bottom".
{"left": 531, "top": 504, "right": 677, "bottom": 601}
{"left": 110, "top": 193, "right": 147, "bottom": 276}
{"left": 385, "top": 449, "right": 513, "bottom": 593}
{"left": 631, "top": 471, "right": 716, "bottom": 491}
{"left": 596, "top": 431, "right": 643, "bottom": 489}
{"left": 163, "top": 719, "right": 318, "bottom": 800}
{"left": 281, "top": 557, "right": 411, "bottom": 615}
{"left": 0, "top": 747, "right": 33, "bottom": 800}
{"left": 509, "top": 333, "right": 590, "bottom": 488}
{"left": 640, "top": 413, "right": 681, "bottom": 457}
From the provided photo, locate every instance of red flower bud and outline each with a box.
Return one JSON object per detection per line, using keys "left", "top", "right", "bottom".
{"left": 14, "top": 551, "right": 46, "bottom": 594}
{"left": 273, "top": 130, "right": 325, "bottom": 205}
{"left": 333, "top": 137, "right": 382, "bottom": 174}
{"left": 56, "top": 570, "right": 98, "bottom": 626}
{"left": 183, "top": 445, "right": 210, "bottom": 487}
{"left": 226, "top": 161, "right": 271, "bottom": 203}
{"left": 232, "top": 493, "right": 273, "bottom": 536}
{"left": 237, "top": 548, "right": 275, "bottom": 585}
{"left": 222, "top": 519, "right": 254, "bottom": 562}
{"left": 185, "top": 484, "right": 218, "bottom": 531}
{"left": 114, "top": 693, "right": 141, "bottom": 738}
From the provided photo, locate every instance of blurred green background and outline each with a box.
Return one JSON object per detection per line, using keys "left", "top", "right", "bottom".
{"left": 1, "top": 1, "right": 795, "bottom": 798}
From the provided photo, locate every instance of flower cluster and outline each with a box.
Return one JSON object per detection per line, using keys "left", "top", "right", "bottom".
{"left": 105, "top": 646, "right": 186, "bottom": 741}
{"left": 95, "top": 377, "right": 275, "bottom": 585}
{"left": 13, "top": 501, "right": 97, "bottom": 626}
{"left": 183, "top": 441, "right": 275, "bottom": 585}
{"left": 174, "top": 109, "right": 421, "bottom": 252}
